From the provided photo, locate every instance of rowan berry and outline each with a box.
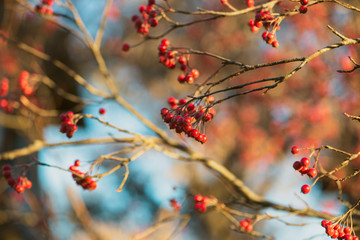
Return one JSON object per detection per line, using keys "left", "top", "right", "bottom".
{"left": 300, "top": 157, "right": 310, "bottom": 167}
{"left": 291, "top": 146, "right": 300, "bottom": 154}
{"left": 300, "top": 0, "right": 309, "bottom": 5}
{"left": 307, "top": 168, "right": 317, "bottom": 178}
{"left": 122, "top": 43, "right": 130, "bottom": 51}
{"left": 299, "top": 5, "right": 308, "bottom": 14}
{"left": 301, "top": 184, "right": 311, "bottom": 194}
{"left": 99, "top": 108, "right": 106, "bottom": 115}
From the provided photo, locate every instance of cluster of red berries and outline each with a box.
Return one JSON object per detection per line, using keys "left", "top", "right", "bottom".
{"left": 299, "top": 0, "right": 309, "bottom": 14}
{"left": 35, "top": 0, "right": 55, "bottom": 15}
{"left": 194, "top": 194, "right": 209, "bottom": 213}
{"left": 239, "top": 218, "right": 253, "bottom": 232}
{"left": 247, "top": 0, "right": 255, "bottom": 8}
{"left": 2, "top": 164, "right": 32, "bottom": 194}
{"left": 291, "top": 146, "right": 317, "bottom": 194}
{"left": 0, "top": 77, "right": 8, "bottom": 97}
{"left": 59, "top": 111, "right": 78, "bottom": 138}
{"left": 157, "top": 39, "right": 200, "bottom": 84}
{"left": 169, "top": 198, "right": 181, "bottom": 212}
{"left": 0, "top": 77, "right": 12, "bottom": 113}
{"left": 321, "top": 220, "right": 358, "bottom": 240}
{"left": 248, "top": 9, "right": 281, "bottom": 47}
{"left": 161, "top": 96, "right": 216, "bottom": 144}
{"left": 19, "top": 70, "right": 34, "bottom": 96}
{"left": 131, "top": 0, "right": 157, "bottom": 35}
{"left": 69, "top": 160, "right": 97, "bottom": 191}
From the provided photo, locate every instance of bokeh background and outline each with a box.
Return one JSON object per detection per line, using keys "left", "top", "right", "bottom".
{"left": 0, "top": 0, "right": 360, "bottom": 239}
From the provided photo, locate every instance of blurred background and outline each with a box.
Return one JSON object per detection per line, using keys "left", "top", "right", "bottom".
{"left": 0, "top": 0, "right": 360, "bottom": 239}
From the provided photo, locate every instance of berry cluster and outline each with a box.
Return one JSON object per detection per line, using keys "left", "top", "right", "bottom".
{"left": 0, "top": 77, "right": 12, "bottom": 113}
{"left": 248, "top": 9, "right": 281, "bottom": 47}
{"left": 292, "top": 157, "right": 317, "bottom": 178}
{"left": 2, "top": 164, "right": 32, "bottom": 194}
{"left": 239, "top": 218, "right": 253, "bottom": 232}
{"left": 19, "top": 70, "right": 34, "bottom": 96}
{"left": 321, "top": 220, "right": 358, "bottom": 240}
{"left": 299, "top": 0, "right": 309, "bottom": 14}
{"left": 161, "top": 96, "right": 216, "bottom": 144}
{"left": 157, "top": 39, "right": 200, "bottom": 84}
{"left": 169, "top": 198, "right": 181, "bottom": 212}
{"left": 194, "top": 194, "right": 209, "bottom": 213}
{"left": 131, "top": 0, "right": 158, "bottom": 35}
{"left": 35, "top": 0, "right": 55, "bottom": 15}
{"left": 292, "top": 154, "right": 317, "bottom": 194}
{"left": 69, "top": 160, "right": 97, "bottom": 191}
{"left": 59, "top": 111, "right": 78, "bottom": 138}
{"left": 0, "top": 77, "right": 9, "bottom": 97}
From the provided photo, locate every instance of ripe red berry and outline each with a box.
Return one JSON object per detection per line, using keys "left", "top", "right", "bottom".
{"left": 299, "top": 5, "right": 308, "bottom": 14}
{"left": 307, "top": 168, "right": 317, "bottom": 178}
{"left": 344, "top": 227, "right": 351, "bottom": 234}
{"left": 220, "top": 0, "right": 228, "bottom": 4}
{"left": 194, "top": 194, "right": 203, "bottom": 202}
{"left": 122, "top": 43, "right": 130, "bottom": 51}
{"left": 99, "top": 108, "right": 106, "bottom": 115}
{"left": 3, "top": 170, "right": 12, "bottom": 179}
{"left": 191, "top": 69, "right": 200, "bottom": 78}
{"left": 161, "top": 38, "right": 170, "bottom": 46}
{"left": 2, "top": 164, "right": 11, "bottom": 171}
{"left": 300, "top": 157, "right": 310, "bottom": 167}
{"left": 245, "top": 224, "right": 253, "bottom": 232}
{"left": 301, "top": 184, "right": 311, "bottom": 194}
{"left": 291, "top": 146, "right": 300, "bottom": 155}
{"left": 74, "top": 160, "right": 80, "bottom": 167}
{"left": 293, "top": 161, "right": 303, "bottom": 171}
{"left": 321, "top": 220, "right": 329, "bottom": 227}
{"left": 190, "top": 129, "right": 200, "bottom": 138}
{"left": 300, "top": 0, "right": 309, "bottom": 5}
{"left": 272, "top": 40, "right": 279, "bottom": 48}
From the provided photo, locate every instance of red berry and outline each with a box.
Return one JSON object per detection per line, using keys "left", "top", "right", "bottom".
{"left": 24, "top": 179, "right": 32, "bottom": 189}
{"left": 99, "top": 108, "right": 106, "bottom": 115}
{"left": 74, "top": 160, "right": 80, "bottom": 167}
{"left": 245, "top": 224, "right": 253, "bottom": 232}
{"left": 2, "top": 164, "right": 11, "bottom": 171}
{"left": 161, "top": 108, "right": 169, "bottom": 116}
{"left": 307, "top": 168, "right": 317, "bottom": 178}
{"left": 321, "top": 220, "right": 329, "bottom": 227}
{"left": 161, "top": 39, "right": 170, "bottom": 46}
{"left": 291, "top": 146, "right": 300, "bottom": 154}
{"left": 344, "top": 227, "right": 351, "bottom": 234}
{"left": 178, "top": 56, "right": 187, "bottom": 64}
{"left": 194, "top": 194, "right": 203, "bottom": 202}
{"left": 301, "top": 184, "right": 311, "bottom": 194}
{"left": 353, "top": 236, "right": 359, "bottom": 240}
{"left": 189, "top": 129, "right": 199, "bottom": 138}
{"left": 3, "top": 170, "right": 12, "bottom": 179}
{"left": 191, "top": 69, "right": 200, "bottom": 78}
{"left": 240, "top": 219, "right": 249, "bottom": 228}
{"left": 176, "top": 75, "right": 186, "bottom": 84}
{"left": 14, "top": 183, "right": 25, "bottom": 193}
{"left": 168, "top": 97, "right": 177, "bottom": 106}
{"left": 299, "top": 5, "right": 308, "bottom": 14}
{"left": 293, "top": 161, "right": 303, "bottom": 171}
{"left": 122, "top": 43, "right": 130, "bottom": 51}
{"left": 7, "top": 177, "right": 15, "bottom": 187}
{"left": 300, "top": 157, "right": 310, "bottom": 167}
{"left": 272, "top": 40, "right": 279, "bottom": 48}
{"left": 300, "top": 0, "right": 309, "bottom": 5}
{"left": 220, "top": 0, "right": 228, "bottom": 4}
{"left": 344, "top": 235, "right": 353, "bottom": 240}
